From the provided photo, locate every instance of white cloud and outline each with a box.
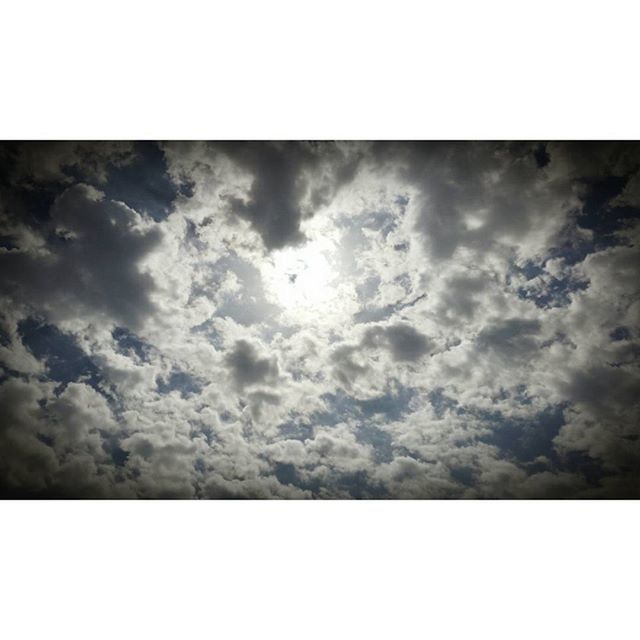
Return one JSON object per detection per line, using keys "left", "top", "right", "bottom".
{"left": 1, "top": 141, "right": 638, "bottom": 498}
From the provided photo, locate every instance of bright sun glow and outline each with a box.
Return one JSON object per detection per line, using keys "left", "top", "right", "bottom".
{"left": 263, "top": 239, "right": 339, "bottom": 313}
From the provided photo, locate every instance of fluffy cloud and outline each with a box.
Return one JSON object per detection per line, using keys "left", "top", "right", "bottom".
{"left": 361, "top": 323, "right": 433, "bottom": 362}
{"left": 225, "top": 339, "right": 280, "bottom": 390}
{"left": 0, "top": 141, "right": 638, "bottom": 498}
{"left": 0, "top": 183, "right": 162, "bottom": 329}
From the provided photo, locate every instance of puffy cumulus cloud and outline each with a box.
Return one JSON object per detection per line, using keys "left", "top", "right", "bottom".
{"left": 476, "top": 318, "right": 542, "bottom": 362}
{"left": 0, "top": 377, "right": 131, "bottom": 498}
{"left": 366, "top": 141, "right": 582, "bottom": 266}
{"left": 160, "top": 141, "right": 362, "bottom": 252}
{"left": 217, "top": 141, "right": 361, "bottom": 250}
{"left": 1, "top": 183, "right": 162, "bottom": 330}
{"left": 361, "top": 323, "right": 433, "bottom": 362}
{"left": 375, "top": 456, "right": 462, "bottom": 500}
{"left": 331, "top": 344, "right": 371, "bottom": 390}
{"left": 225, "top": 339, "right": 280, "bottom": 390}
{"left": 0, "top": 141, "right": 638, "bottom": 499}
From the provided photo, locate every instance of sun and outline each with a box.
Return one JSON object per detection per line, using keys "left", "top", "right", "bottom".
{"left": 262, "top": 238, "right": 339, "bottom": 314}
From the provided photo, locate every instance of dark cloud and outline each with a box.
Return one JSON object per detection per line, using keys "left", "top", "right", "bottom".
{"left": 476, "top": 318, "right": 542, "bottom": 360}
{"left": 0, "top": 141, "right": 639, "bottom": 499}
{"left": 436, "top": 274, "right": 489, "bottom": 322}
{"left": 369, "top": 141, "right": 584, "bottom": 262}
{"left": 0, "top": 141, "right": 135, "bottom": 187}
{"left": 0, "top": 183, "right": 162, "bottom": 329}
{"left": 0, "top": 378, "right": 125, "bottom": 498}
{"left": 224, "top": 340, "right": 279, "bottom": 390}
{"left": 247, "top": 390, "right": 281, "bottom": 420}
{"left": 218, "top": 141, "right": 359, "bottom": 250}
{"left": 362, "top": 323, "right": 432, "bottom": 362}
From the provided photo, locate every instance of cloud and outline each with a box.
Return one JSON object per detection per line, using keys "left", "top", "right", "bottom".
{"left": 0, "top": 141, "right": 135, "bottom": 186}
{"left": 225, "top": 340, "right": 279, "bottom": 390}
{"left": 217, "top": 141, "right": 360, "bottom": 250}
{"left": 0, "top": 141, "right": 638, "bottom": 499}
{"left": 331, "top": 345, "right": 370, "bottom": 389}
{"left": 476, "top": 318, "right": 542, "bottom": 361}
{"left": 0, "top": 377, "right": 129, "bottom": 497}
{"left": 0, "top": 183, "right": 162, "bottom": 329}
{"left": 361, "top": 323, "right": 433, "bottom": 362}
{"left": 366, "top": 142, "right": 582, "bottom": 265}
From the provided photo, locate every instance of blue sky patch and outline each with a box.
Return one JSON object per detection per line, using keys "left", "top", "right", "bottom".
{"left": 101, "top": 142, "right": 179, "bottom": 221}
{"left": 18, "top": 317, "right": 102, "bottom": 388}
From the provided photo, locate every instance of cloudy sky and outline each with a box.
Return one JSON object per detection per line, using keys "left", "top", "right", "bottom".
{"left": 0, "top": 141, "right": 638, "bottom": 499}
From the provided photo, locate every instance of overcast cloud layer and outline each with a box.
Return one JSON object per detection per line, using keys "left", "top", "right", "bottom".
{"left": 0, "top": 141, "right": 638, "bottom": 499}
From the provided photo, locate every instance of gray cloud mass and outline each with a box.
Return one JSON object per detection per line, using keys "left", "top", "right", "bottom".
{"left": 0, "top": 141, "right": 639, "bottom": 498}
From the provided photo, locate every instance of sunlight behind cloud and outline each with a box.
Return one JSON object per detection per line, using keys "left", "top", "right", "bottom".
{"left": 263, "top": 238, "right": 340, "bottom": 314}
{"left": 2, "top": 141, "right": 639, "bottom": 500}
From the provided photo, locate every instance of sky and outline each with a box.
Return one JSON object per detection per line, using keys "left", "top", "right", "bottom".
{"left": 0, "top": 141, "right": 638, "bottom": 499}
